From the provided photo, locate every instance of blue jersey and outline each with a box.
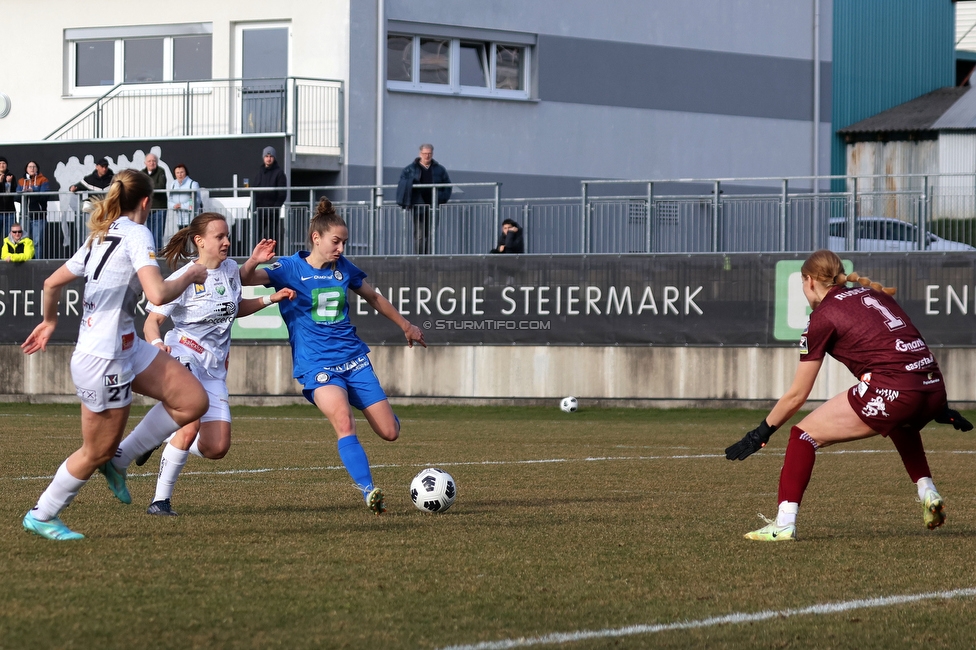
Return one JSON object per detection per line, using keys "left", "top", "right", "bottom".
{"left": 265, "top": 252, "right": 370, "bottom": 378}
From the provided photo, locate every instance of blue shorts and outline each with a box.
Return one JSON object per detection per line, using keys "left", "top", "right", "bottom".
{"left": 300, "top": 355, "right": 387, "bottom": 410}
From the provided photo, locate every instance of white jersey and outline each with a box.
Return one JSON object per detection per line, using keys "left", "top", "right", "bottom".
{"left": 66, "top": 217, "right": 158, "bottom": 359}
{"left": 149, "top": 258, "right": 241, "bottom": 376}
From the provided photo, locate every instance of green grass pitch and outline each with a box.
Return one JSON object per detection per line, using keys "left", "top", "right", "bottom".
{"left": 2, "top": 403, "right": 976, "bottom": 649}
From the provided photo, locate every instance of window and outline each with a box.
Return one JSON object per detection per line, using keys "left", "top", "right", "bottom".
{"left": 66, "top": 24, "right": 213, "bottom": 95}
{"left": 387, "top": 33, "right": 531, "bottom": 99}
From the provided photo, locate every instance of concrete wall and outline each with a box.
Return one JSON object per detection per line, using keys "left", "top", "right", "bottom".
{"left": 4, "top": 344, "right": 975, "bottom": 408}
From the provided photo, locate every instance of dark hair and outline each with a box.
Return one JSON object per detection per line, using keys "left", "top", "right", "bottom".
{"left": 0, "top": 156, "right": 7, "bottom": 164}
{"left": 308, "top": 197, "right": 346, "bottom": 245}
{"left": 159, "top": 212, "right": 227, "bottom": 267}
{"left": 173, "top": 163, "right": 188, "bottom": 174}
{"left": 24, "top": 160, "right": 39, "bottom": 174}
{"left": 801, "top": 249, "right": 895, "bottom": 296}
{"left": 87, "top": 169, "right": 154, "bottom": 247}
{"left": 502, "top": 218, "right": 518, "bottom": 228}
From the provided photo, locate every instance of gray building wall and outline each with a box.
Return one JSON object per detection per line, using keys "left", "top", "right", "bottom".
{"left": 347, "top": 1, "right": 833, "bottom": 197}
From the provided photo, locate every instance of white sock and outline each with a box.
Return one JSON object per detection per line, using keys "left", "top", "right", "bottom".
{"left": 153, "top": 444, "right": 190, "bottom": 503}
{"left": 776, "top": 501, "right": 799, "bottom": 527}
{"left": 917, "top": 477, "right": 937, "bottom": 500}
{"left": 113, "top": 403, "right": 180, "bottom": 470}
{"left": 188, "top": 438, "right": 204, "bottom": 458}
{"left": 32, "top": 461, "right": 87, "bottom": 521}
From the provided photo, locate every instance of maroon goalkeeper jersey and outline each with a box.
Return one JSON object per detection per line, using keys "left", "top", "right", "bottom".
{"left": 799, "top": 284, "right": 943, "bottom": 392}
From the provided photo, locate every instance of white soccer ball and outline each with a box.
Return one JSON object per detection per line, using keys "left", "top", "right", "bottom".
{"left": 560, "top": 396, "right": 579, "bottom": 413}
{"left": 410, "top": 468, "right": 457, "bottom": 513}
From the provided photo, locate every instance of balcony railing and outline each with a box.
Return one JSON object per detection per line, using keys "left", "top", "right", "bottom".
{"left": 46, "top": 77, "right": 343, "bottom": 156}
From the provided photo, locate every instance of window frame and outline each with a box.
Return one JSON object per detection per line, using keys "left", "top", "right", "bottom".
{"left": 387, "top": 32, "right": 532, "bottom": 100}
{"left": 65, "top": 23, "right": 213, "bottom": 97}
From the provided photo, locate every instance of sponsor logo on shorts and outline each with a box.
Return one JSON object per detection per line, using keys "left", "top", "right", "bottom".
{"left": 121, "top": 332, "right": 134, "bottom": 350}
{"left": 895, "top": 338, "right": 927, "bottom": 353}
{"left": 77, "top": 388, "right": 97, "bottom": 403}
{"left": 179, "top": 335, "right": 205, "bottom": 354}
{"left": 315, "top": 372, "right": 331, "bottom": 384}
{"left": 862, "top": 395, "right": 890, "bottom": 418}
{"left": 876, "top": 388, "right": 900, "bottom": 402}
{"left": 104, "top": 374, "right": 121, "bottom": 387}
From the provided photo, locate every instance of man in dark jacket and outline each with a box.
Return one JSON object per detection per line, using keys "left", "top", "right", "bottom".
{"left": 252, "top": 146, "right": 287, "bottom": 247}
{"left": 396, "top": 144, "right": 451, "bottom": 254}
{"left": 143, "top": 153, "right": 168, "bottom": 250}
{"left": 69, "top": 157, "right": 115, "bottom": 193}
{"left": 490, "top": 219, "right": 524, "bottom": 254}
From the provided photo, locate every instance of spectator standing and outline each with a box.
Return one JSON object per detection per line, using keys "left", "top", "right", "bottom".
{"left": 17, "top": 161, "right": 50, "bottom": 259}
{"left": 396, "top": 144, "right": 451, "bottom": 255}
{"left": 252, "top": 146, "right": 287, "bottom": 247}
{"left": 143, "top": 153, "right": 168, "bottom": 250}
{"left": 166, "top": 163, "right": 199, "bottom": 236}
{"left": 0, "top": 157, "right": 17, "bottom": 234}
{"left": 490, "top": 218, "right": 524, "bottom": 254}
{"left": 2, "top": 222, "right": 34, "bottom": 262}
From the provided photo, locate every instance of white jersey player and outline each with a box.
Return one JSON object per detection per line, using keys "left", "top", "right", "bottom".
{"left": 111, "top": 213, "right": 294, "bottom": 516}
{"left": 21, "top": 169, "right": 209, "bottom": 541}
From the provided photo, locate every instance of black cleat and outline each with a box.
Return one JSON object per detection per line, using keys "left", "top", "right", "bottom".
{"left": 146, "top": 499, "right": 178, "bottom": 517}
{"left": 135, "top": 444, "right": 162, "bottom": 467}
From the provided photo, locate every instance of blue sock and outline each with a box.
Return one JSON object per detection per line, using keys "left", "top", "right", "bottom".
{"left": 337, "top": 435, "right": 374, "bottom": 499}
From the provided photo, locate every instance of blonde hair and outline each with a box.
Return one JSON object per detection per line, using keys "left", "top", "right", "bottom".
{"left": 801, "top": 249, "right": 896, "bottom": 295}
{"left": 159, "top": 212, "right": 227, "bottom": 268}
{"left": 86, "top": 169, "right": 154, "bottom": 247}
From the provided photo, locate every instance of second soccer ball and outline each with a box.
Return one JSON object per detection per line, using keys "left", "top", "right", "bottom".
{"left": 560, "top": 396, "right": 579, "bottom": 412}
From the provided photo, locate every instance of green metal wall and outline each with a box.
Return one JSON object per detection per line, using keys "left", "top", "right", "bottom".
{"left": 832, "top": 0, "right": 955, "bottom": 184}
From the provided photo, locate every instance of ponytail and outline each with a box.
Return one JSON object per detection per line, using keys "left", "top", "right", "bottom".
{"left": 87, "top": 169, "right": 154, "bottom": 248}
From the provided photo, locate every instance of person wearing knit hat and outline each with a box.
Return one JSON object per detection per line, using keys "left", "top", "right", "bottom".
{"left": 251, "top": 144, "right": 287, "bottom": 247}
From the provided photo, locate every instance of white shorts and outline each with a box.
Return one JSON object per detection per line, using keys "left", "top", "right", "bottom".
{"left": 171, "top": 351, "right": 230, "bottom": 424}
{"left": 71, "top": 337, "right": 159, "bottom": 413}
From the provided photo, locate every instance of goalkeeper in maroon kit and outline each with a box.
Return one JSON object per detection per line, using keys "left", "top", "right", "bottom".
{"left": 725, "top": 249, "right": 972, "bottom": 541}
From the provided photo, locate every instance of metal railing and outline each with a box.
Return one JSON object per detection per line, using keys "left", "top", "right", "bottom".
{"left": 7, "top": 173, "right": 976, "bottom": 260}
{"left": 45, "top": 77, "right": 343, "bottom": 155}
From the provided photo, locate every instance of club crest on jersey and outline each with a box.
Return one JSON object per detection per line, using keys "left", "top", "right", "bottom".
{"left": 193, "top": 283, "right": 206, "bottom": 295}
{"left": 315, "top": 372, "right": 331, "bottom": 384}
{"left": 334, "top": 270, "right": 343, "bottom": 281}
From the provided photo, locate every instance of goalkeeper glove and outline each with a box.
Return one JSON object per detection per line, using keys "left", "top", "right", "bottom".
{"left": 934, "top": 407, "right": 974, "bottom": 432}
{"left": 725, "top": 419, "right": 778, "bottom": 461}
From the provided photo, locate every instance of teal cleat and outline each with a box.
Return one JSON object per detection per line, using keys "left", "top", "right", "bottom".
{"left": 922, "top": 489, "right": 945, "bottom": 530}
{"left": 366, "top": 487, "right": 386, "bottom": 515}
{"left": 23, "top": 511, "right": 84, "bottom": 541}
{"left": 98, "top": 461, "right": 131, "bottom": 504}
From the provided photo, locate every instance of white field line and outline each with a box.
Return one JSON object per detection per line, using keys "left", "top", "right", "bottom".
{"left": 436, "top": 587, "right": 976, "bottom": 650}
{"left": 6, "top": 448, "right": 976, "bottom": 482}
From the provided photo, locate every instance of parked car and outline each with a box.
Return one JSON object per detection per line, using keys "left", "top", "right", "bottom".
{"left": 828, "top": 217, "right": 975, "bottom": 252}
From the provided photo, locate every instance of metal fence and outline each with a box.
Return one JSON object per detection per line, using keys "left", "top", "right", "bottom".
{"left": 6, "top": 173, "right": 976, "bottom": 260}
{"left": 45, "top": 77, "right": 343, "bottom": 155}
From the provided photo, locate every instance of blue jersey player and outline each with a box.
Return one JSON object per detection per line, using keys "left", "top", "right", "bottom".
{"left": 240, "top": 197, "right": 426, "bottom": 514}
